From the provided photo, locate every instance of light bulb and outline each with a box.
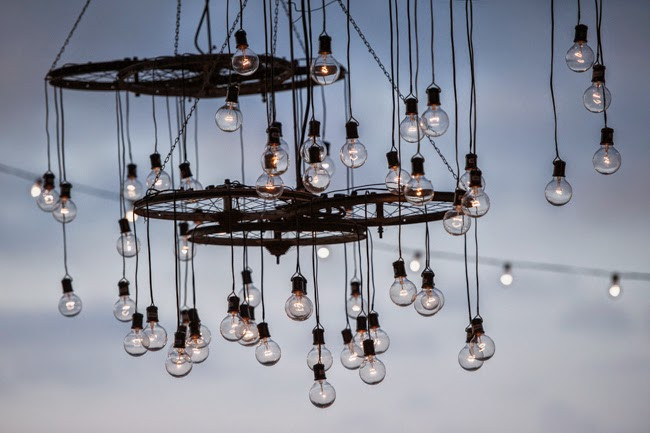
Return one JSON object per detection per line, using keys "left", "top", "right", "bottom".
{"left": 125, "top": 206, "right": 138, "bottom": 222}
{"left": 317, "top": 246, "right": 330, "bottom": 259}
{"left": 255, "top": 323, "right": 281, "bottom": 366}
{"left": 142, "top": 306, "right": 168, "bottom": 351}
{"left": 309, "top": 364, "right": 336, "bottom": 408}
{"left": 404, "top": 157, "right": 434, "bottom": 205}
{"left": 36, "top": 184, "right": 60, "bottom": 212}
{"left": 461, "top": 170, "right": 490, "bottom": 217}
{"left": 353, "top": 315, "right": 368, "bottom": 348}
{"left": 367, "top": 313, "right": 390, "bottom": 354}
{"left": 238, "top": 305, "right": 260, "bottom": 346}
{"left": 390, "top": 260, "right": 417, "bottom": 306}
{"left": 186, "top": 345, "right": 209, "bottom": 364}
{"left": 166, "top": 329, "right": 193, "bottom": 378}
{"left": 409, "top": 255, "right": 422, "bottom": 272}
{"left": 544, "top": 160, "right": 572, "bottom": 206}
{"left": 458, "top": 328, "right": 483, "bottom": 371}
{"left": 176, "top": 222, "right": 196, "bottom": 261}
{"left": 53, "top": 198, "right": 77, "bottom": 223}
{"left": 385, "top": 168, "right": 411, "bottom": 194}
{"left": 420, "top": 87, "right": 449, "bottom": 136}
{"left": 459, "top": 153, "right": 485, "bottom": 191}
{"left": 219, "top": 296, "right": 245, "bottom": 341}
{"left": 469, "top": 317, "right": 495, "bottom": 361}
{"left": 238, "top": 269, "right": 261, "bottom": 308}
{"left": 178, "top": 162, "right": 202, "bottom": 191}
{"left": 414, "top": 269, "right": 444, "bottom": 317}
{"left": 123, "top": 313, "right": 149, "bottom": 357}
{"left": 116, "top": 218, "right": 140, "bottom": 257}
{"left": 583, "top": 65, "right": 611, "bottom": 113}
{"left": 321, "top": 154, "right": 336, "bottom": 176}
{"left": 261, "top": 145, "right": 289, "bottom": 176}
{"left": 285, "top": 275, "right": 314, "bottom": 321}
{"left": 400, "top": 98, "right": 423, "bottom": 142}
{"left": 346, "top": 280, "right": 363, "bottom": 318}
{"left": 232, "top": 30, "right": 259, "bottom": 76}
{"left": 145, "top": 153, "right": 172, "bottom": 190}
{"left": 58, "top": 277, "right": 82, "bottom": 317}
{"left": 339, "top": 121, "right": 367, "bottom": 168}
{"left": 123, "top": 164, "right": 144, "bottom": 200}
{"left": 30, "top": 179, "right": 42, "bottom": 198}
{"left": 300, "top": 139, "right": 326, "bottom": 164}
{"left": 358, "top": 340, "right": 386, "bottom": 385}
{"left": 608, "top": 274, "right": 622, "bottom": 299}
{"left": 307, "top": 329, "right": 334, "bottom": 371}
{"left": 460, "top": 172, "right": 486, "bottom": 191}
{"left": 311, "top": 35, "right": 340, "bottom": 85}
{"left": 443, "top": 189, "right": 472, "bottom": 235}
{"left": 215, "top": 102, "right": 243, "bottom": 132}
{"left": 303, "top": 162, "right": 331, "bottom": 194}
{"left": 113, "top": 279, "right": 135, "bottom": 322}
{"left": 500, "top": 264, "right": 513, "bottom": 287}
{"left": 593, "top": 127, "right": 620, "bottom": 175}
{"left": 340, "top": 328, "right": 364, "bottom": 370}
{"left": 566, "top": 25, "right": 595, "bottom": 72}
{"left": 255, "top": 173, "right": 284, "bottom": 199}
{"left": 185, "top": 310, "right": 211, "bottom": 349}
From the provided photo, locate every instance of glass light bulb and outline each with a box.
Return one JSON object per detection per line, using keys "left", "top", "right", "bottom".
{"left": 565, "top": 42, "right": 595, "bottom": 72}
{"left": 125, "top": 207, "right": 138, "bottom": 223}
{"left": 500, "top": 271, "right": 513, "bottom": 287}
{"left": 583, "top": 82, "right": 611, "bottom": 113}
{"left": 179, "top": 176, "right": 203, "bottom": 191}
{"left": 123, "top": 328, "right": 149, "bottom": 357}
{"left": 409, "top": 258, "right": 421, "bottom": 272}
{"left": 385, "top": 167, "right": 411, "bottom": 194}
{"left": 300, "top": 139, "right": 326, "bottom": 163}
{"left": 544, "top": 176, "right": 573, "bottom": 206}
{"left": 284, "top": 293, "right": 313, "bottom": 321}
{"left": 608, "top": 283, "right": 622, "bottom": 299}
{"left": 346, "top": 294, "right": 363, "bottom": 318}
{"left": 238, "top": 320, "right": 260, "bottom": 346}
{"left": 307, "top": 345, "right": 334, "bottom": 371}
{"left": 399, "top": 114, "right": 423, "bottom": 143}
{"left": 232, "top": 47, "right": 259, "bottom": 76}
{"left": 255, "top": 173, "right": 284, "bottom": 199}
{"left": 368, "top": 328, "right": 390, "bottom": 354}
{"left": 309, "top": 379, "right": 336, "bottom": 408}
{"left": 255, "top": 338, "right": 282, "bottom": 366}
{"left": 215, "top": 102, "right": 243, "bottom": 132}
{"left": 359, "top": 355, "right": 386, "bottom": 385}
{"left": 317, "top": 246, "right": 330, "bottom": 259}
{"left": 420, "top": 105, "right": 449, "bottom": 137}
{"left": 340, "top": 138, "right": 368, "bottom": 168}
{"left": 186, "top": 325, "right": 212, "bottom": 349}
{"left": 116, "top": 232, "right": 140, "bottom": 258}
{"left": 389, "top": 276, "right": 417, "bottom": 306}
{"left": 443, "top": 206, "right": 471, "bottom": 236}
{"left": 404, "top": 174, "right": 435, "bottom": 205}
{"left": 593, "top": 145, "right": 621, "bottom": 175}
{"left": 261, "top": 145, "right": 289, "bottom": 175}
{"left": 321, "top": 155, "right": 336, "bottom": 176}
{"left": 461, "top": 187, "right": 490, "bottom": 217}
{"left": 219, "top": 312, "right": 244, "bottom": 341}
{"left": 353, "top": 330, "right": 367, "bottom": 347}
{"left": 52, "top": 199, "right": 77, "bottom": 223}
{"left": 186, "top": 344, "right": 209, "bottom": 364}
{"left": 165, "top": 347, "right": 193, "bottom": 378}
{"left": 311, "top": 53, "right": 340, "bottom": 85}
{"left": 414, "top": 288, "right": 444, "bottom": 317}
{"left": 469, "top": 333, "right": 496, "bottom": 361}
{"left": 238, "top": 284, "right": 262, "bottom": 308}
{"left": 145, "top": 168, "right": 172, "bottom": 191}
{"left": 303, "top": 164, "right": 331, "bottom": 194}
{"left": 113, "top": 295, "right": 136, "bottom": 322}
{"left": 36, "top": 188, "right": 60, "bottom": 212}
{"left": 459, "top": 171, "right": 486, "bottom": 191}
{"left": 177, "top": 235, "right": 196, "bottom": 262}
{"left": 58, "top": 292, "right": 82, "bottom": 317}
{"left": 458, "top": 344, "right": 483, "bottom": 371}
{"left": 142, "top": 322, "right": 168, "bottom": 351}
{"left": 123, "top": 177, "right": 144, "bottom": 201}
{"left": 30, "top": 181, "right": 42, "bottom": 198}
{"left": 340, "top": 342, "right": 364, "bottom": 369}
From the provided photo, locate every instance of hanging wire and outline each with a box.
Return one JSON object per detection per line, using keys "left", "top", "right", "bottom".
{"left": 577, "top": 0, "right": 582, "bottom": 24}
{"left": 550, "top": 0, "right": 561, "bottom": 160}
{"left": 172, "top": 197, "right": 181, "bottom": 326}
{"left": 61, "top": 222, "right": 70, "bottom": 278}
{"left": 43, "top": 81, "right": 52, "bottom": 172}
{"left": 145, "top": 202, "right": 155, "bottom": 307}
{"left": 53, "top": 89, "right": 62, "bottom": 181}
{"left": 346, "top": 0, "right": 354, "bottom": 120}
{"left": 125, "top": 92, "right": 134, "bottom": 163}
{"left": 343, "top": 243, "right": 350, "bottom": 327}
{"left": 474, "top": 219, "right": 480, "bottom": 317}
{"left": 194, "top": 103, "right": 200, "bottom": 179}
{"left": 463, "top": 234, "right": 473, "bottom": 324}
{"left": 429, "top": 0, "right": 436, "bottom": 85}
{"left": 450, "top": 0, "right": 461, "bottom": 186}
{"left": 594, "top": 0, "right": 607, "bottom": 127}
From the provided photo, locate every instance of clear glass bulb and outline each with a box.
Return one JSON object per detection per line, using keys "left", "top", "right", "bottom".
{"left": 219, "top": 312, "right": 244, "bottom": 341}
{"left": 142, "top": 322, "right": 168, "bottom": 351}
{"left": 238, "top": 320, "right": 260, "bottom": 346}
{"left": 309, "top": 379, "right": 336, "bottom": 408}
{"left": 116, "top": 232, "right": 140, "bottom": 258}
{"left": 113, "top": 295, "right": 136, "bottom": 322}
{"left": 311, "top": 53, "right": 340, "bottom": 85}
{"left": 165, "top": 347, "right": 193, "bottom": 378}
{"left": 389, "top": 276, "right": 417, "bottom": 306}
{"left": 399, "top": 114, "right": 423, "bottom": 143}
{"left": 123, "top": 177, "right": 144, "bottom": 201}
{"left": 385, "top": 167, "right": 411, "bottom": 194}
{"left": 52, "top": 199, "right": 77, "bottom": 223}
{"left": 307, "top": 345, "right": 334, "bottom": 371}
{"left": 340, "top": 342, "right": 364, "bottom": 370}
{"left": 368, "top": 328, "right": 390, "bottom": 354}
{"left": 146, "top": 168, "right": 172, "bottom": 191}
{"left": 255, "top": 338, "right": 282, "bottom": 366}
{"left": 320, "top": 155, "right": 336, "bottom": 176}
{"left": 459, "top": 171, "right": 486, "bottom": 191}
{"left": 303, "top": 164, "right": 331, "bottom": 194}
{"left": 125, "top": 207, "right": 138, "bottom": 223}
{"left": 353, "top": 330, "right": 367, "bottom": 347}
{"left": 583, "top": 82, "right": 612, "bottom": 113}
{"left": 458, "top": 344, "right": 483, "bottom": 371}
{"left": 593, "top": 145, "right": 621, "bottom": 175}
{"left": 36, "top": 188, "right": 60, "bottom": 212}
{"left": 500, "top": 268, "right": 513, "bottom": 286}
{"left": 443, "top": 205, "right": 471, "bottom": 236}
{"left": 186, "top": 325, "right": 212, "bottom": 349}
{"left": 420, "top": 106, "right": 449, "bottom": 137}
{"left": 300, "top": 139, "right": 326, "bottom": 163}
{"left": 469, "top": 333, "right": 495, "bottom": 361}
{"left": 177, "top": 235, "right": 195, "bottom": 262}
{"left": 414, "top": 288, "right": 444, "bottom": 317}
{"left": 461, "top": 187, "right": 490, "bottom": 217}
{"left": 346, "top": 294, "right": 363, "bottom": 318}
{"left": 179, "top": 176, "right": 203, "bottom": 191}
{"left": 186, "top": 345, "right": 209, "bottom": 364}
{"left": 123, "top": 329, "right": 149, "bottom": 357}
{"left": 566, "top": 42, "right": 595, "bottom": 72}
{"left": 255, "top": 173, "right": 284, "bottom": 200}
{"left": 238, "top": 284, "right": 262, "bottom": 308}
{"left": 261, "top": 145, "right": 289, "bottom": 175}
{"left": 340, "top": 139, "right": 368, "bottom": 168}
{"left": 30, "top": 181, "right": 42, "bottom": 198}
{"left": 232, "top": 47, "right": 259, "bottom": 76}
{"left": 544, "top": 177, "right": 573, "bottom": 206}
{"left": 404, "top": 174, "right": 435, "bottom": 205}
{"left": 215, "top": 102, "right": 243, "bottom": 132}
{"left": 58, "top": 292, "right": 82, "bottom": 317}
{"left": 359, "top": 355, "right": 386, "bottom": 385}
{"left": 284, "top": 293, "right": 313, "bottom": 321}
{"left": 608, "top": 282, "right": 622, "bottom": 299}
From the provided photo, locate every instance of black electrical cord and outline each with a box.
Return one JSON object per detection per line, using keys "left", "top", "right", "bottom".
{"left": 550, "top": 0, "right": 561, "bottom": 160}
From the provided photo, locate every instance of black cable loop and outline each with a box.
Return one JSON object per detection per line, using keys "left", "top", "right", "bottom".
{"left": 429, "top": 0, "right": 437, "bottom": 87}
{"left": 343, "top": 242, "right": 351, "bottom": 327}
{"left": 146, "top": 201, "right": 155, "bottom": 306}
{"left": 44, "top": 81, "right": 52, "bottom": 171}
{"left": 61, "top": 221, "right": 70, "bottom": 278}
{"left": 414, "top": 0, "right": 421, "bottom": 156}
{"left": 321, "top": 0, "right": 326, "bottom": 33}
{"left": 550, "top": 0, "right": 560, "bottom": 160}
{"left": 115, "top": 93, "right": 127, "bottom": 279}
{"left": 58, "top": 88, "right": 67, "bottom": 181}
{"left": 191, "top": 229, "right": 197, "bottom": 308}
{"left": 239, "top": 0, "right": 244, "bottom": 29}
{"left": 368, "top": 227, "right": 377, "bottom": 312}
{"left": 151, "top": 96, "right": 159, "bottom": 153}
{"left": 406, "top": 0, "right": 414, "bottom": 97}
{"left": 132, "top": 208, "right": 141, "bottom": 308}
{"left": 346, "top": 0, "right": 354, "bottom": 119}
{"left": 577, "top": 0, "right": 582, "bottom": 24}
{"left": 388, "top": 0, "right": 397, "bottom": 152}
{"left": 125, "top": 92, "right": 134, "bottom": 163}
{"left": 474, "top": 220, "right": 480, "bottom": 318}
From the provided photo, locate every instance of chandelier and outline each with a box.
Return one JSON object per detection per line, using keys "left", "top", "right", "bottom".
{"left": 32, "top": 0, "right": 618, "bottom": 408}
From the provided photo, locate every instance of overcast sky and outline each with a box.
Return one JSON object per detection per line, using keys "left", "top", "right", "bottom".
{"left": 0, "top": 1, "right": 649, "bottom": 432}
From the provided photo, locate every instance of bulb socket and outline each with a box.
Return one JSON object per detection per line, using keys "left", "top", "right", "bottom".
{"left": 312, "top": 328, "right": 326, "bottom": 345}
{"left": 179, "top": 162, "right": 193, "bottom": 179}
{"left": 308, "top": 120, "right": 321, "bottom": 138}
{"left": 421, "top": 269, "right": 435, "bottom": 289}
{"left": 574, "top": 24, "right": 588, "bottom": 43}
{"left": 318, "top": 34, "right": 332, "bottom": 54}
{"left": 146, "top": 305, "right": 159, "bottom": 323}
{"left": 271, "top": 121, "right": 283, "bottom": 135}
{"left": 189, "top": 320, "right": 201, "bottom": 339}
{"left": 149, "top": 152, "right": 162, "bottom": 169}
{"left": 469, "top": 169, "right": 483, "bottom": 188}
{"left": 470, "top": 317, "right": 485, "bottom": 336}
{"left": 341, "top": 328, "right": 353, "bottom": 344}
{"left": 612, "top": 273, "right": 620, "bottom": 284}
{"left": 362, "top": 338, "right": 376, "bottom": 356}
{"left": 411, "top": 156, "right": 425, "bottom": 176}
{"left": 453, "top": 188, "right": 465, "bottom": 206}
{"left": 386, "top": 150, "right": 400, "bottom": 169}
{"left": 234, "top": 29, "right": 249, "bottom": 48}
{"left": 180, "top": 309, "right": 191, "bottom": 325}
{"left": 600, "top": 127, "right": 614, "bottom": 146}
{"left": 118, "top": 279, "right": 130, "bottom": 297}
{"left": 227, "top": 295, "right": 240, "bottom": 313}
{"left": 309, "top": 145, "right": 324, "bottom": 164}
{"left": 350, "top": 280, "right": 361, "bottom": 295}
{"left": 591, "top": 64, "right": 606, "bottom": 83}
{"left": 464, "top": 153, "right": 478, "bottom": 171}
{"left": 179, "top": 222, "right": 189, "bottom": 236}
{"left": 404, "top": 97, "right": 418, "bottom": 115}
{"left": 59, "top": 182, "right": 72, "bottom": 200}
{"left": 465, "top": 327, "right": 474, "bottom": 344}
{"left": 267, "top": 125, "right": 281, "bottom": 145}
{"left": 248, "top": 306, "right": 256, "bottom": 321}
{"left": 345, "top": 121, "right": 359, "bottom": 139}
{"left": 356, "top": 315, "right": 368, "bottom": 332}
{"left": 313, "top": 363, "right": 327, "bottom": 381}
{"left": 552, "top": 159, "right": 567, "bottom": 178}
{"left": 241, "top": 269, "right": 253, "bottom": 285}
{"left": 257, "top": 322, "right": 271, "bottom": 339}
{"left": 239, "top": 304, "right": 251, "bottom": 320}
{"left": 503, "top": 263, "right": 512, "bottom": 273}
{"left": 187, "top": 308, "right": 200, "bottom": 323}
{"left": 127, "top": 163, "right": 138, "bottom": 179}
{"left": 367, "top": 312, "right": 380, "bottom": 329}
{"left": 118, "top": 218, "right": 131, "bottom": 234}
{"left": 173, "top": 328, "right": 187, "bottom": 348}
{"left": 43, "top": 172, "right": 56, "bottom": 190}
{"left": 426, "top": 87, "right": 442, "bottom": 106}
{"left": 225, "top": 85, "right": 240, "bottom": 103}
{"left": 392, "top": 259, "right": 407, "bottom": 278}
{"left": 131, "top": 312, "right": 144, "bottom": 330}
{"left": 291, "top": 274, "right": 308, "bottom": 294}
{"left": 61, "top": 276, "right": 73, "bottom": 294}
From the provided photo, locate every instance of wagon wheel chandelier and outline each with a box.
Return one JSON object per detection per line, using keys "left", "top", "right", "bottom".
{"left": 31, "top": 0, "right": 618, "bottom": 408}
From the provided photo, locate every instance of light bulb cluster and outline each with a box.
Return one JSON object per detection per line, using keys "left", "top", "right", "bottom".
{"left": 457, "top": 317, "right": 496, "bottom": 372}
{"left": 338, "top": 315, "right": 388, "bottom": 385}
{"left": 33, "top": 172, "right": 79, "bottom": 224}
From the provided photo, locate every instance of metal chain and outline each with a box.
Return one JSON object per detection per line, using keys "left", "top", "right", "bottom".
{"left": 47, "top": 0, "right": 92, "bottom": 74}
{"left": 174, "top": 0, "right": 182, "bottom": 56}
{"left": 429, "top": 137, "right": 458, "bottom": 180}
{"left": 273, "top": 0, "right": 280, "bottom": 55}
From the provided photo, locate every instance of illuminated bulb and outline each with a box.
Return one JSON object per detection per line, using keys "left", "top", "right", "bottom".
{"left": 309, "top": 364, "right": 336, "bottom": 408}
{"left": 404, "top": 157, "right": 434, "bottom": 205}
{"left": 544, "top": 160, "right": 573, "bottom": 206}
{"left": 500, "top": 264, "right": 513, "bottom": 287}
{"left": 399, "top": 98, "right": 423, "bottom": 143}
{"left": 414, "top": 270, "right": 444, "bottom": 317}
{"left": 385, "top": 166, "right": 411, "bottom": 194}
{"left": 116, "top": 218, "right": 140, "bottom": 258}
{"left": 310, "top": 35, "right": 341, "bottom": 85}
{"left": 166, "top": 328, "right": 193, "bottom": 378}
{"left": 285, "top": 275, "right": 313, "bottom": 321}
{"left": 300, "top": 120, "right": 326, "bottom": 163}
{"left": 113, "top": 279, "right": 136, "bottom": 322}
{"left": 583, "top": 65, "right": 611, "bottom": 113}
{"left": 58, "top": 277, "right": 82, "bottom": 317}
{"left": 593, "top": 127, "right": 621, "bottom": 175}
{"left": 566, "top": 24, "right": 595, "bottom": 72}
{"left": 443, "top": 189, "right": 471, "bottom": 235}
{"left": 461, "top": 169, "right": 490, "bottom": 217}
{"left": 608, "top": 274, "right": 622, "bottom": 299}
{"left": 125, "top": 206, "right": 138, "bottom": 222}
{"left": 458, "top": 327, "right": 483, "bottom": 371}
{"left": 255, "top": 173, "right": 284, "bottom": 199}
{"left": 142, "top": 306, "right": 168, "bottom": 351}
{"left": 185, "top": 309, "right": 211, "bottom": 363}
{"left": 30, "top": 179, "right": 42, "bottom": 198}
{"left": 36, "top": 172, "right": 60, "bottom": 212}
{"left": 123, "top": 313, "right": 149, "bottom": 357}
{"left": 255, "top": 322, "right": 281, "bottom": 366}
{"left": 307, "top": 329, "right": 334, "bottom": 371}
{"left": 420, "top": 87, "right": 449, "bottom": 137}
{"left": 237, "top": 269, "right": 262, "bottom": 308}
{"left": 353, "top": 315, "right": 368, "bottom": 347}
{"left": 340, "top": 121, "right": 367, "bottom": 168}
{"left": 459, "top": 153, "right": 486, "bottom": 191}
{"left": 219, "top": 296, "right": 245, "bottom": 341}
{"left": 231, "top": 30, "right": 259, "bottom": 76}
{"left": 321, "top": 154, "right": 336, "bottom": 177}
{"left": 346, "top": 280, "right": 363, "bottom": 318}
{"left": 146, "top": 153, "right": 172, "bottom": 190}
{"left": 367, "top": 313, "right": 390, "bottom": 354}
{"left": 303, "top": 153, "right": 331, "bottom": 194}
{"left": 215, "top": 86, "right": 243, "bottom": 132}
{"left": 409, "top": 253, "right": 422, "bottom": 272}
{"left": 469, "top": 317, "right": 496, "bottom": 361}
{"left": 389, "top": 260, "right": 417, "bottom": 307}
{"left": 123, "top": 164, "right": 144, "bottom": 201}
{"left": 238, "top": 305, "right": 260, "bottom": 346}
{"left": 176, "top": 223, "right": 196, "bottom": 262}
{"left": 340, "top": 328, "right": 363, "bottom": 369}
{"left": 317, "top": 246, "right": 330, "bottom": 259}
{"left": 358, "top": 340, "right": 386, "bottom": 385}
{"left": 52, "top": 183, "right": 77, "bottom": 223}
{"left": 178, "top": 162, "right": 202, "bottom": 191}
{"left": 261, "top": 145, "right": 289, "bottom": 176}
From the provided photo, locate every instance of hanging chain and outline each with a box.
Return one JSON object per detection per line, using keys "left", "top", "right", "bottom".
{"left": 47, "top": 0, "right": 92, "bottom": 74}
{"left": 174, "top": 0, "right": 182, "bottom": 56}
{"left": 273, "top": 0, "right": 280, "bottom": 55}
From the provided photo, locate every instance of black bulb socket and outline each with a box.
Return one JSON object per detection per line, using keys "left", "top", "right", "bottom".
{"left": 234, "top": 29, "right": 249, "bottom": 48}
{"left": 600, "top": 127, "right": 614, "bottom": 146}
{"left": 386, "top": 150, "right": 400, "bottom": 169}
{"left": 421, "top": 269, "right": 435, "bottom": 289}
{"left": 146, "top": 305, "right": 159, "bottom": 323}
{"left": 471, "top": 317, "right": 485, "bottom": 336}
{"left": 43, "top": 172, "right": 56, "bottom": 190}
{"left": 313, "top": 363, "right": 327, "bottom": 381}
{"left": 612, "top": 273, "right": 620, "bottom": 284}
{"left": 225, "top": 85, "right": 240, "bottom": 103}
{"left": 318, "top": 34, "right": 333, "bottom": 54}
{"left": 291, "top": 274, "right": 308, "bottom": 295}
{"left": 131, "top": 312, "right": 144, "bottom": 330}
{"left": 393, "top": 260, "right": 407, "bottom": 278}
{"left": 118, "top": 218, "right": 131, "bottom": 234}
{"left": 552, "top": 159, "right": 567, "bottom": 178}
{"left": 239, "top": 304, "right": 251, "bottom": 320}
{"left": 308, "top": 120, "right": 321, "bottom": 138}
{"left": 180, "top": 309, "right": 191, "bottom": 325}
{"left": 127, "top": 163, "right": 138, "bottom": 179}
{"left": 350, "top": 280, "right": 361, "bottom": 296}
{"left": 312, "top": 328, "right": 326, "bottom": 345}
{"left": 258, "top": 322, "right": 271, "bottom": 339}
{"left": 591, "top": 64, "right": 606, "bottom": 83}
{"left": 61, "top": 276, "right": 73, "bottom": 294}
{"left": 271, "top": 121, "right": 283, "bottom": 135}
{"left": 465, "top": 327, "right": 474, "bottom": 344}
{"left": 59, "top": 182, "right": 72, "bottom": 200}
{"left": 242, "top": 269, "right": 253, "bottom": 285}
{"left": 426, "top": 87, "right": 441, "bottom": 106}
{"left": 227, "top": 295, "right": 240, "bottom": 313}
{"left": 411, "top": 156, "right": 425, "bottom": 176}
{"left": 189, "top": 320, "right": 201, "bottom": 339}
{"left": 574, "top": 24, "right": 588, "bottom": 43}
{"left": 469, "top": 169, "right": 483, "bottom": 188}
{"left": 368, "top": 312, "right": 380, "bottom": 329}
{"left": 341, "top": 328, "right": 353, "bottom": 344}
{"left": 188, "top": 308, "right": 200, "bottom": 323}
{"left": 453, "top": 188, "right": 465, "bottom": 206}
{"left": 118, "top": 279, "right": 130, "bottom": 297}
{"left": 267, "top": 125, "right": 281, "bottom": 145}
{"left": 464, "top": 153, "right": 478, "bottom": 171}
{"left": 179, "top": 222, "right": 189, "bottom": 236}
{"left": 263, "top": 153, "right": 277, "bottom": 170}
{"left": 404, "top": 97, "right": 418, "bottom": 115}
{"left": 308, "top": 145, "right": 323, "bottom": 164}
{"left": 363, "top": 339, "right": 376, "bottom": 356}
{"left": 173, "top": 328, "right": 187, "bottom": 349}
{"left": 179, "top": 162, "right": 193, "bottom": 179}
{"left": 345, "top": 121, "right": 359, "bottom": 139}
{"left": 150, "top": 152, "right": 162, "bottom": 169}
{"left": 356, "top": 315, "right": 368, "bottom": 332}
